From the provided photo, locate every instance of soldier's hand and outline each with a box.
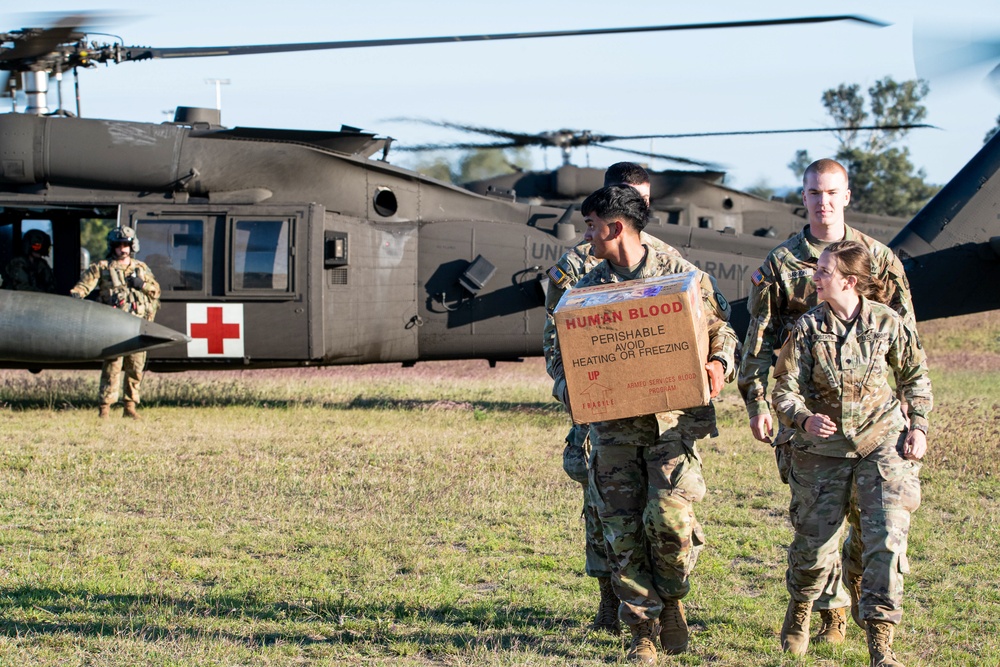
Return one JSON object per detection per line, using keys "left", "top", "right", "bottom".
{"left": 129, "top": 275, "right": 145, "bottom": 290}
{"left": 705, "top": 359, "right": 725, "bottom": 398}
{"left": 804, "top": 413, "right": 837, "bottom": 439}
{"left": 749, "top": 414, "right": 773, "bottom": 443}
{"left": 903, "top": 428, "right": 927, "bottom": 460}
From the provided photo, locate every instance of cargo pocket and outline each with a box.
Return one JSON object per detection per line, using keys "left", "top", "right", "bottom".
{"left": 876, "top": 458, "right": 922, "bottom": 513}
{"left": 897, "top": 553, "right": 910, "bottom": 575}
{"left": 686, "top": 516, "right": 706, "bottom": 576}
{"left": 672, "top": 441, "right": 706, "bottom": 504}
{"left": 774, "top": 442, "right": 791, "bottom": 485}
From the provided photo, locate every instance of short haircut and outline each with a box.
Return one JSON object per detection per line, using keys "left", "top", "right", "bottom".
{"left": 803, "top": 158, "right": 849, "bottom": 187}
{"left": 604, "top": 162, "right": 650, "bottom": 187}
{"left": 581, "top": 185, "right": 649, "bottom": 232}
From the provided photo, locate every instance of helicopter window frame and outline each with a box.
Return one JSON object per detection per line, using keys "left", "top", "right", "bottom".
{"left": 133, "top": 217, "right": 207, "bottom": 297}
{"left": 228, "top": 216, "right": 296, "bottom": 296}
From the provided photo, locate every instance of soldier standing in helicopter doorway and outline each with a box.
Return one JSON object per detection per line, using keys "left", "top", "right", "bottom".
{"left": 3, "top": 229, "right": 56, "bottom": 293}
{"left": 71, "top": 226, "right": 161, "bottom": 419}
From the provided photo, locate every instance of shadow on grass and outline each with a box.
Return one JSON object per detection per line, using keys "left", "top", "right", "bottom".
{"left": 0, "top": 587, "right": 601, "bottom": 659}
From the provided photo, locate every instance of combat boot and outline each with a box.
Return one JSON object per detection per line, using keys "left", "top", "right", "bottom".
{"left": 814, "top": 606, "right": 848, "bottom": 644}
{"left": 659, "top": 598, "right": 689, "bottom": 654}
{"left": 780, "top": 598, "right": 812, "bottom": 655}
{"left": 866, "top": 620, "right": 905, "bottom": 667}
{"left": 122, "top": 401, "right": 140, "bottom": 419}
{"left": 625, "top": 620, "right": 657, "bottom": 665}
{"left": 848, "top": 572, "right": 867, "bottom": 629}
{"left": 98, "top": 404, "right": 111, "bottom": 419}
{"left": 593, "top": 576, "right": 621, "bottom": 634}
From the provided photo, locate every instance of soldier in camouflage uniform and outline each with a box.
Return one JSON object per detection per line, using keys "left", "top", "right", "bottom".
{"left": 4, "top": 229, "right": 56, "bottom": 293}
{"left": 543, "top": 163, "right": 688, "bottom": 634}
{"left": 71, "top": 226, "right": 161, "bottom": 419}
{"left": 550, "top": 186, "right": 738, "bottom": 665}
{"left": 737, "top": 159, "right": 915, "bottom": 644}
{"left": 772, "top": 240, "right": 930, "bottom": 667}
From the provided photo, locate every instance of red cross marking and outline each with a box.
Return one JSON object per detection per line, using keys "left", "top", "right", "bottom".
{"left": 190, "top": 306, "right": 241, "bottom": 354}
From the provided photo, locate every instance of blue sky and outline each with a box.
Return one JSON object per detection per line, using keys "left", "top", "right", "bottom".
{"left": 7, "top": 1, "right": 999, "bottom": 191}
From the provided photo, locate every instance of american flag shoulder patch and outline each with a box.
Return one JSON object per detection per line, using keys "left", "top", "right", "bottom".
{"left": 751, "top": 268, "right": 765, "bottom": 286}
{"left": 548, "top": 265, "right": 569, "bottom": 287}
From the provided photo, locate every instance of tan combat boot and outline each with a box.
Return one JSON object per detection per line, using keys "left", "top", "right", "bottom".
{"left": 848, "top": 572, "right": 867, "bottom": 629}
{"left": 814, "top": 606, "right": 848, "bottom": 644}
{"left": 98, "top": 404, "right": 111, "bottom": 419}
{"left": 625, "top": 620, "right": 657, "bottom": 665}
{"left": 659, "top": 598, "right": 689, "bottom": 654}
{"left": 866, "top": 620, "right": 905, "bottom": 666}
{"left": 780, "top": 599, "right": 812, "bottom": 655}
{"left": 122, "top": 401, "right": 140, "bottom": 419}
{"left": 593, "top": 576, "right": 621, "bottom": 634}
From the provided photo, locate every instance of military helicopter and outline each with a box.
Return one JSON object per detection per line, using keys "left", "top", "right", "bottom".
{"left": 0, "top": 14, "right": 997, "bottom": 371}
{"left": 386, "top": 119, "right": 915, "bottom": 245}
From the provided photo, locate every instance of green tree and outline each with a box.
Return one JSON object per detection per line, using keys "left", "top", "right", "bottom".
{"left": 985, "top": 114, "right": 1000, "bottom": 144}
{"left": 80, "top": 218, "right": 115, "bottom": 261}
{"left": 406, "top": 148, "right": 532, "bottom": 184}
{"left": 792, "top": 76, "right": 938, "bottom": 217}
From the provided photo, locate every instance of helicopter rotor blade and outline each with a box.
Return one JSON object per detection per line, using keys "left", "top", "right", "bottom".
{"left": 118, "top": 15, "right": 887, "bottom": 62}
{"left": 383, "top": 118, "right": 543, "bottom": 144}
{"left": 592, "top": 124, "right": 938, "bottom": 142}
{"left": 594, "top": 144, "right": 722, "bottom": 169}
{"left": 0, "top": 15, "right": 88, "bottom": 64}
{"left": 394, "top": 141, "right": 525, "bottom": 152}
{"left": 913, "top": 22, "right": 1000, "bottom": 94}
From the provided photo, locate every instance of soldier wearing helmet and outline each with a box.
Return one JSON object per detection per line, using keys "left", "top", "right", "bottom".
{"left": 71, "top": 226, "right": 161, "bottom": 419}
{"left": 3, "top": 229, "right": 56, "bottom": 293}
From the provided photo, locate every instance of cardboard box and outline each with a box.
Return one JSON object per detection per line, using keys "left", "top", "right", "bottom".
{"left": 554, "top": 271, "right": 710, "bottom": 423}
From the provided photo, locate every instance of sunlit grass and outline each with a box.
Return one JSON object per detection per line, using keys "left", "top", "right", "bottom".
{"left": 0, "top": 314, "right": 997, "bottom": 665}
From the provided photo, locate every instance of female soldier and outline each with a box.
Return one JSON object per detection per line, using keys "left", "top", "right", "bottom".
{"left": 771, "top": 240, "right": 931, "bottom": 667}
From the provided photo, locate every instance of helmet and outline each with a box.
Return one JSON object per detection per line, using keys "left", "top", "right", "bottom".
{"left": 106, "top": 225, "right": 140, "bottom": 256}
{"left": 23, "top": 229, "right": 51, "bottom": 256}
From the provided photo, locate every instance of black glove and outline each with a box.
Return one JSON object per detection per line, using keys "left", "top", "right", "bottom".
{"left": 129, "top": 274, "right": 145, "bottom": 290}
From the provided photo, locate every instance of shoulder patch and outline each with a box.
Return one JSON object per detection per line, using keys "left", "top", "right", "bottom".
{"left": 751, "top": 268, "right": 765, "bottom": 286}
{"left": 547, "top": 265, "right": 572, "bottom": 288}
{"left": 714, "top": 291, "right": 729, "bottom": 312}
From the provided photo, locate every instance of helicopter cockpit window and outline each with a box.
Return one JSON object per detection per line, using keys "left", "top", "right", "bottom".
{"left": 232, "top": 218, "right": 291, "bottom": 292}
{"left": 137, "top": 219, "right": 204, "bottom": 293}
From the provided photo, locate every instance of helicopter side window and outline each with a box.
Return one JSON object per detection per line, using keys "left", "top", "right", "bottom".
{"left": 136, "top": 219, "right": 204, "bottom": 293}
{"left": 232, "top": 218, "right": 292, "bottom": 292}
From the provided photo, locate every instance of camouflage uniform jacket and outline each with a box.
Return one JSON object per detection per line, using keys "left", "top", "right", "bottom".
{"left": 4, "top": 255, "right": 55, "bottom": 293}
{"left": 738, "top": 225, "right": 914, "bottom": 421}
{"left": 70, "top": 258, "right": 161, "bottom": 321}
{"left": 771, "top": 296, "right": 931, "bottom": 459}
{"left": 550, "top": 248, "right": 739, "bottom": 446}
{"left": 543, "top": 232, "right": 682, "bottom": 380}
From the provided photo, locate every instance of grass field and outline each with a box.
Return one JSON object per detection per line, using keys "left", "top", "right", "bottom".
{"left": 0, "top": 312, "right": 997, "bottom": 666}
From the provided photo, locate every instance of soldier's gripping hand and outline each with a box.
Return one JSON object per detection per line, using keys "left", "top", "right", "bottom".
{"left": 903, "top": 428, "right": 927, "bottom": 460}
{"left": 749, "top": 413, "right": 773, "bottom": 444}
{"left": 128, "top": 274, "right": 145, "bottom": 290}
{"left": 705, "top": 359, "right": 725, "bottom": 399}
{"left": 803, "top": 413, "right": 837, "bottom": 439}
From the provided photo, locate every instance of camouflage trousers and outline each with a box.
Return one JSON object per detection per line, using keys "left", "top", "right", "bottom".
{"left": 786, "top": 431, "right": 921, "bottom": 625}
{"left": 99, "top": 352, "right": 147, "bottom": 405}
{"left": 775, "top": 423, "right": 858, "bottom": 611}
{"left": 589, "top": 437, "right": 706, "bottom": 626}
{"left": 562, "top": 424, "right": 612, "bottom": 578}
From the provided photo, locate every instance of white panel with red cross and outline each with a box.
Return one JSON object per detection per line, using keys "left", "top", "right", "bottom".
{"left": 186, "top": 304, "right": 245, "bottom": 358}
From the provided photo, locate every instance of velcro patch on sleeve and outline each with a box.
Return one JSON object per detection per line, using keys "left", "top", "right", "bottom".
{"left": 547, "top": 265, "right": 571, "bottom": 288}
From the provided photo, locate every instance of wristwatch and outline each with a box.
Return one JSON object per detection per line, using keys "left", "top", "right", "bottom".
{"left": 709, "top": 355, "right": 728, "bottom": 374}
